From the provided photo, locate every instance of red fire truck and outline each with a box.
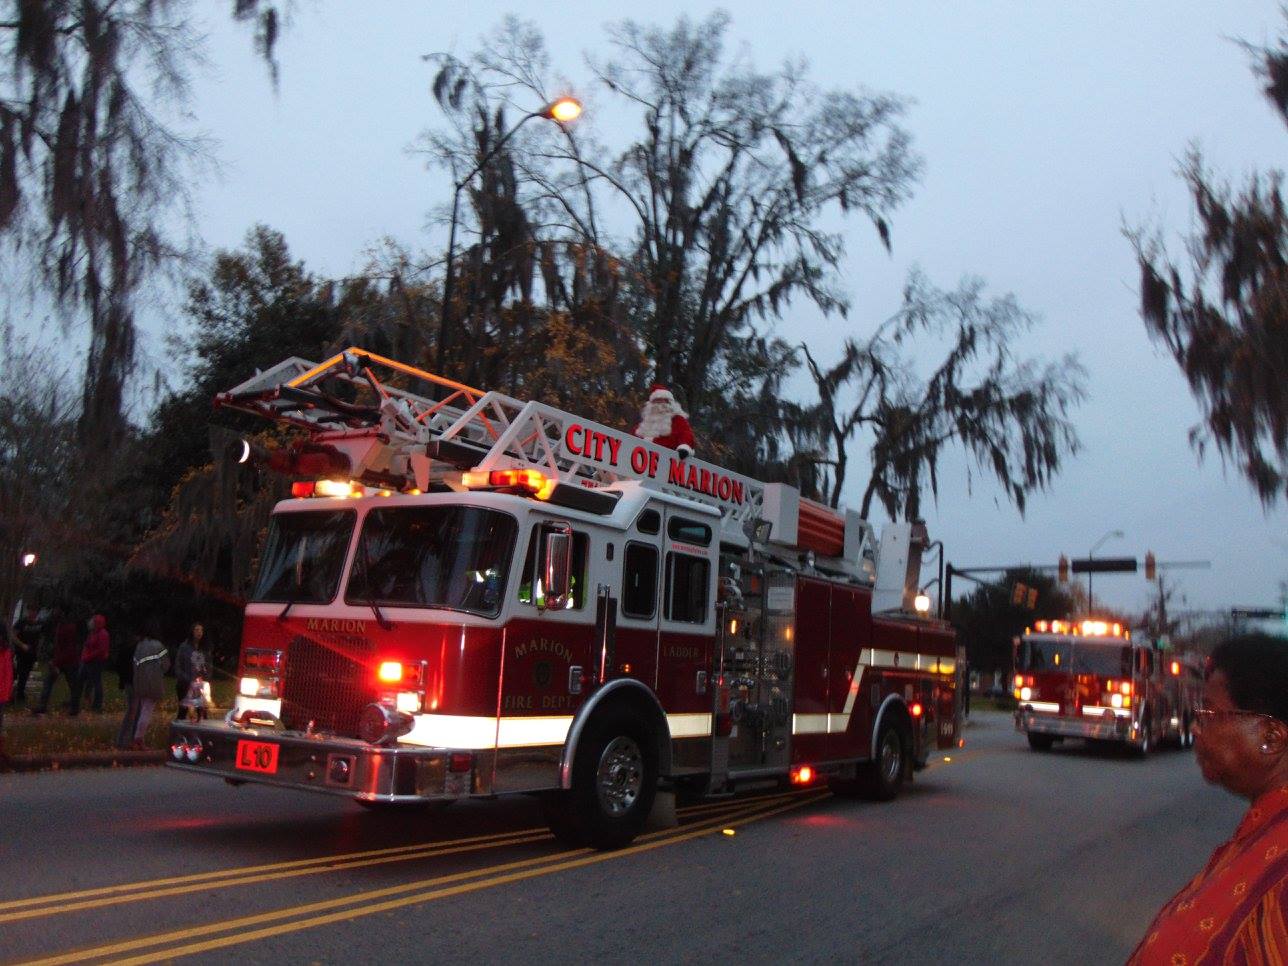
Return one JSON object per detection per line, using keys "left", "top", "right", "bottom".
{"left": 168, "top": 349, "right": 962, "bottom": 848}
{"left": 1013, "top": 619, "right": 1203, "bottom": 755}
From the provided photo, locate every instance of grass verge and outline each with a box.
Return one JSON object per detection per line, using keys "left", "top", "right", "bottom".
{"left": 3, "top": 674, "right": 235, "bottom": 760}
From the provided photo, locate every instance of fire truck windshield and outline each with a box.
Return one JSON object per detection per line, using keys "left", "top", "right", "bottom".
{"left": 1071, "top": 643, "right": 1133, "bottom": 678}
{"left": 1018, "top": 638, "right": 1072, "bottom": 672}
{"left": 346, "top": 506, "right": 517, "bottom": 616}
{"left": 251, "top": 510, "right": 355, "bottom": 604}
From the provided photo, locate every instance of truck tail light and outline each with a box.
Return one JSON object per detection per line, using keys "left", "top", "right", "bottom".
{"left": 910, "top": 702, "right": 924, "bottom": 718}
{"left": 378, "top": 661, "right": 404, "bottom": 683}
{"left": 1121, "top": 681, "right": 1132, "bottom": 695}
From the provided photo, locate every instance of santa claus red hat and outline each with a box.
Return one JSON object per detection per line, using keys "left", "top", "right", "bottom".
{"left": 648, "top": 383, "right": 674, "bottom": 400}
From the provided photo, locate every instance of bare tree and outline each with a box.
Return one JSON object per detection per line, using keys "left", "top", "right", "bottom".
{"left": 0, "top": 325, "right": 78, "bottom": 618}
{"left": 1130, "top": 16, "right": 1288, "bottom": 506}
{"left": 0, "top": 1, "right": 283, "bottom": 452}
{"left": 803, "top": 270, "right": 1086, "bottom": 519}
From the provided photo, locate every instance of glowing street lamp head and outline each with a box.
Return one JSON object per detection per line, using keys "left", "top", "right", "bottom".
{"left": 914, "top": 593, "right": 931, "bottom": 614}
{"left": 20, "top": 552, "right": 36, "bottom": 567}
{"left": 545, "top": 97, "right": 582, "bottom": 123}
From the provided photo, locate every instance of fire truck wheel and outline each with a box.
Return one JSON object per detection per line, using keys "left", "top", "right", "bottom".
{"left": 549, "top": 708, "right": 658, "bottom": 850}
{"left": 1132, "top": 713, "right": 1154, "bottom": 757}
{"left": 852, "top": 718, "right": 910, "bottom": 802}
{"left": 1027, "top": 733, "right": 1055, "bottom": 752}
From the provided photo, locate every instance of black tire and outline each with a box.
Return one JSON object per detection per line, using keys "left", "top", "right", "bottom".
{"left": 545, "top": 707, "right": 658, "bottom": 850}
{"left": 854, "top": 717, "right": 910, "bottom": 802}
{"left": 1027, "top": 732, "right": 1056, "bottom": 752}
{"left": 1131, "top": 708, "right": 1154, "bottom": 757}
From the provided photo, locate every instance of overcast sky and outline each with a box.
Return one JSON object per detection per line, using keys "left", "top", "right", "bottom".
{"left": 121, "top": 2, "right": 1288, "bottom": 621}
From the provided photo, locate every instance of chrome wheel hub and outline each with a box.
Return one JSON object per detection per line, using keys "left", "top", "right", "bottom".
{"left": 596, "top": 736, "right": 643, "bottom": 817}
{"left": 880, "top": 731, "right": 902, "bottom": 784}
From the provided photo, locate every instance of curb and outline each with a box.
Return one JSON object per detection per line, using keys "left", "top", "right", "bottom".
{"left": 0, "top": 750, "right": 167, "bottom": 774}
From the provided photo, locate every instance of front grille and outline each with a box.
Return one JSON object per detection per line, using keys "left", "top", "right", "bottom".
{"left": 281, "top": 633, "right": 377, "bottom": 737}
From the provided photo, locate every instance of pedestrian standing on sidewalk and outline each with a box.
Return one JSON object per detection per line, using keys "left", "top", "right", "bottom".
{"left": 34, "top": 608, "right": 80, "bottom": 715}
{"left": 174, "top": 623, "right": 205, "bottom": 722}
{"left": 1126, "top": 633, "right": 1288, "bottom": 964}
{"left": 76, "top": 614, "right": 110, "bottom": 714}
{"left": 10, "top": 607, "right": 40, "bottom": 706}
{"left": 119, "top": 624, "right": 168, "bottom": 750}
{"left": 114, "top": 629, "right": 141, "bottom": 749}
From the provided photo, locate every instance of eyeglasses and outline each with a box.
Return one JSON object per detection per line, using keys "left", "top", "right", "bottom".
{"left": 1195, "top": 708, "right": 1283, "bottom": 725}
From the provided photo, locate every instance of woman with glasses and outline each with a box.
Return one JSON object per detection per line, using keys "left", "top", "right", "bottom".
{"left": 1128, "top": 632, "right": 1288, "bottom": 964}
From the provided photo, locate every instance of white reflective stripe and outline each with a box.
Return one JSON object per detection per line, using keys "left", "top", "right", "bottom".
{"left": 828, "top": 713, "right": 850, "bottom": 733}
{"left": 403, "top": 710, "right": 713, "bottom": 750}
{"left": 1023, "top": 701, "right": 1061, "bottom": 713}
{"left": 667, "top": 712, "right": 713, "bottom": 738}
{"left": 841, "top": 665, "right": 867, "bottom": 715}
{"left": 404, "top": 714, "right": 499, "bottom": 749}
{"left": 497, "top": 716, "right": 574, "bottom": 748}
{"left": 863, "top": 649, "right": 955, "bottom": 674}
{"left": 1082, "top": 706, "right": 1130, "bottom": 718}
{"left": 793, "top": 713, "right": 829, "bottom": 734}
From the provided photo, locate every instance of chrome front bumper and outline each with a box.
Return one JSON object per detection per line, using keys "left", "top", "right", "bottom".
{"left": 165, "top": 721, "right": 477, "bottom": 803}
{"left": 1015, "top": 708, "right": 1133, "bottom": 742}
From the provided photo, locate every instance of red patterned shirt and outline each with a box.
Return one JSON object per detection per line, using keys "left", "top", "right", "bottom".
{"left": 1127, "top": 785, "right": 1288, "bottom": 965}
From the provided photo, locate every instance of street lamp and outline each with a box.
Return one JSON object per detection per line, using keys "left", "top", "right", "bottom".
{"left": 20, "top": 552, "right": 37, "bottom": 568}
{"left": 436, "top": 96, "right": 583, "bottom": 372}
{"left": 1087, "top": 529, "right": 1124, "bottom": 615}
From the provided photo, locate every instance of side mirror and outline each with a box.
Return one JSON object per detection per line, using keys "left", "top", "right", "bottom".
{"left": 540, "top": 527, "right": 573, "bottom": 612}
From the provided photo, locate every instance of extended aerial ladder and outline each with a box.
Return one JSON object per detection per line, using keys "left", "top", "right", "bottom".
{"left": 219, "top": 347, "right": 770, "bottom": 544}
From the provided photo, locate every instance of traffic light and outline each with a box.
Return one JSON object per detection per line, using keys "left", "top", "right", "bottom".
{"left": 1058, "top": 555, "right": 1069, "bottom": 583}
{"left": 1145, "top": 552, "right": 1156, "bottom": 581}
{"left": 1012, "top": 582, "right": 1026, "bottom": 606}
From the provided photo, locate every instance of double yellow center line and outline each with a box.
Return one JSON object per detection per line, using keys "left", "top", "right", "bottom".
{"left": 9, "top": 789, "right": 829, "bottom": 965}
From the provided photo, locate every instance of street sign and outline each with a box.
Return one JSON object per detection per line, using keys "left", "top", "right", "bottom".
{"left": 1070, "top": 556, "right": 1138, "bottom": 574}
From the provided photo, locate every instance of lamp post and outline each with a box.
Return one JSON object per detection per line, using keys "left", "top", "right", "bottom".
{"left": 436, "top": 96, "right": 582, "bottom": 372}
{"left": 1087, "top": 528, "right": 1124, "bottom": 615}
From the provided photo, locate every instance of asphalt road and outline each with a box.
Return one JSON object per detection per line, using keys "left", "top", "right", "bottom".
{"left": 0, "top": 710, "right": 1245, "bottom": 965}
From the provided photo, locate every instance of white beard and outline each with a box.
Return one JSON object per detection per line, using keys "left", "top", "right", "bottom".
{"left": 638, "top": 400, "right": 684, "bottom": 438}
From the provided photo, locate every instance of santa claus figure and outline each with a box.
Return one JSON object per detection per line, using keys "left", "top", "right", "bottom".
{"left": 635, "top": 384, "right": 695, "bottom": 459}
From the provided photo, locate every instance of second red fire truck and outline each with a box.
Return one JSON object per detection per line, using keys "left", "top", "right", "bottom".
{"left": 168, "top": 349, "right": 963, "bottom": 848}
{"left": 1013, "top": 619, "right": 1203, "bottom": 755}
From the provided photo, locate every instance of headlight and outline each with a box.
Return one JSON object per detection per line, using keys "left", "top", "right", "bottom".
{"left": 238, "top": 676, "right": 279, "bottom": 698}
{"left": 1019, "top": 686, "right": 1032, "bottom": 701}
{"left": 1111, "top": 692, "right": 1124, "bottom": 709}
{"left": 395, "top": 691, "right": 423, "bottom": 714}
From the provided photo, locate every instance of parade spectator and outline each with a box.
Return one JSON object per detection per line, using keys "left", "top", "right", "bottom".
{"left": 174, "top": 623, "right": 206, "bottom": 722}
{"left": 119, "top": 624, "right": 168, "bottom": 750}
{"left": 10, "top": 606, "right": 40, "bottom": 705}
{"left": 0, "top": 619, "right": 14, "bottom": 758}
{"left": 75, "top": 614, "right": 110, "bottom": 714}
{"left": 34, "top": 608, "right": 80, "bottom": 715}
{"left": 1127, "top": 633, "right": 1288, "bottom": 964}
